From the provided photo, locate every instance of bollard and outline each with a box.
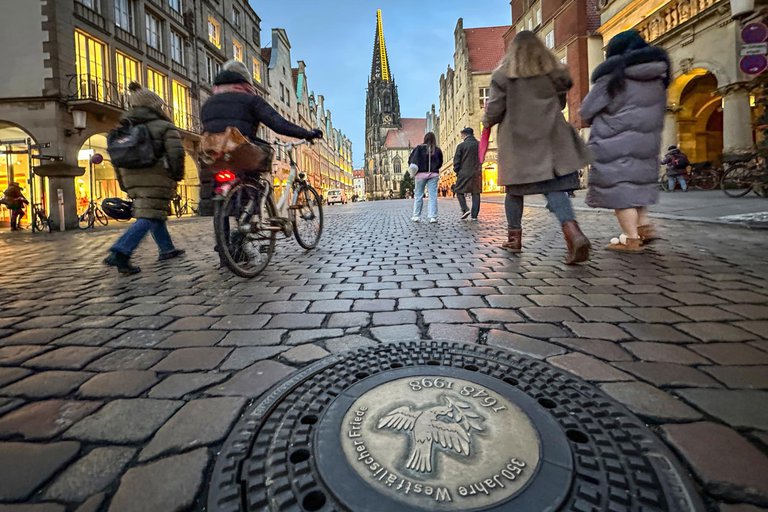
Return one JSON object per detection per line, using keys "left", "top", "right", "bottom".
{"left": 57, "top": 189, "right": 65, "bottom": 232}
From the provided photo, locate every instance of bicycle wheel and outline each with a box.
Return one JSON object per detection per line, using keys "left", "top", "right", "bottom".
{"left": 660, "top": 174, "right": 670, "bottom": 192}
{"left": 215, "top": 181, "right": 276, "bottom": 278}
{"left": 292, "top": 184, "right": 324, "bottom": 250}
{"left": 721, "top": 165, "right": 753, "bottom": 197}
{"left": 95, "top": 207, "right": 109, "bottom": 226}
{"left": 694, "top": 170, "right": 719, "bottom": 191}
{"left": 34, "top": 213, "right": 51, "bottom": 233}
{"left": 174, "top": 202, "right": 183, "bottom": 218}
{"left": 78, "top": 210, "right": 93, "bottom": 229}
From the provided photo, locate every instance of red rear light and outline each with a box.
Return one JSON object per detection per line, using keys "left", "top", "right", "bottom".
{"left": 215, "top": 170, "right": 236, "bottom": 183}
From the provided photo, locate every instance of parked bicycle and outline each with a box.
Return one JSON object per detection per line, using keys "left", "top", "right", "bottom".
{"left": 172, "top": 193, "right": 198, "bottom": 218}
{"left": 721, "top": 154, "right": 768, "bottom": 198}
{"left": 78, "top": 200, "right": 109, "bottom": 229}
{"left": 212, "top": 139, "right": 323, "bottom": 278}
{"left": 660, "top": 162, "right": 721, "bottom": 191}
{"left": 31, "top": 203, "right": 53, "bottom": 233}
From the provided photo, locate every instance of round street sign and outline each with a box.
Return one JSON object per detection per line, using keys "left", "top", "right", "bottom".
{"left": 742, "top": 22, "right": 768, "bottom": 43}
{"left": 740, "top": 54, "right": 768, "bottom": 75}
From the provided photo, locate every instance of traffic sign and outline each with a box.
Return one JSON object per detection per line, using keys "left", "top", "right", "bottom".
{"left": 29, "top": 142, "right": 51, "bottom": 150}
{"left": 740, "top": 54, "right": 768, "bottom": 75}
{"left": 742, "top": 22, "right": 768, "bottom": 43}
{"left": 741, "top": 42, "right": 768, "bottom": 56}
{"left": 31, "top": 154, "right": 64, "bottom": 161}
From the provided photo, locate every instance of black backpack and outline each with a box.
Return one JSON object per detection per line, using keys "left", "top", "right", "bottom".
{"left": 669, "top": 152, "right": 689, "bottom": 169}
{"left": 107, "top": 120, "right": 160, "bottom": 169}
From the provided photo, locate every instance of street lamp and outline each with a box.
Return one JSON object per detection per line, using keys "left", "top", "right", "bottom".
{"left": 65, "top": 110, "right": 87, "bottom": 137}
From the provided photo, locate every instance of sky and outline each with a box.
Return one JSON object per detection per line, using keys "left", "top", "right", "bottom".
{"left": 249, "top": 0, "right": 511, "bottom": 169}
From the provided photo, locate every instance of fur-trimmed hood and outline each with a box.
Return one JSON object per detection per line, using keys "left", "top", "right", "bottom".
{"left": 591, "top": 45, "right": 670, "bottom": 84}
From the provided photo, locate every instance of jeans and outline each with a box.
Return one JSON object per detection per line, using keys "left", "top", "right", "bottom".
{"left": 111, "top": 218, "right": 175, "bottom": 256}
{"left": 667, "top": 175, "right": 687, "bottom": 191}
{"left": 413, "top": 176, "right": 439, "bottom": 219}
{"left": 457, "top": 193, "right": 481, "bottom": 219}
{"left": 505, "top": 191, "right": 575, "bottom": 229}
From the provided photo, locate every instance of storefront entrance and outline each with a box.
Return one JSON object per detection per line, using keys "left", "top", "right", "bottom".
{"left": 0, "top": 123, "right": 48, "bottom": 230}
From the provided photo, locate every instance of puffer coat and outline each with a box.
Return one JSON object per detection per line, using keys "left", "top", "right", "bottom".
{"left": 116, "top": 106, "right": 184, "bottom": 220}
{"left": 580, "top": 48, "right": 669, "bottom": 209}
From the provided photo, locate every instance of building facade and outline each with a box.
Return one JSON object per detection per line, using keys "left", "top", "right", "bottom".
{"left": 353, "top": 169, "right": 366, "bottom": 200}
{"left": 598, "top": 0, "right": 755, "bottom": 162}
{"left": 437, "top": 20, "right": 510, "bottom": 193}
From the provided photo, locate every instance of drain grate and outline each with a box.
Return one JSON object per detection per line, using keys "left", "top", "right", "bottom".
{"left": 207, "top": 342, "right": 704, "bottom": 511}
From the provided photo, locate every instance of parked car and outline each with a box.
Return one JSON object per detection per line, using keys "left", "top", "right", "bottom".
{"left": 326, "top": 189, "right": 347, "bottom": 205}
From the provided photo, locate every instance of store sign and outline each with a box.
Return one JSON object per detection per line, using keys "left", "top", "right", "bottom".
{"left": 740, "top": 54, "right": 768, "bottom": 75}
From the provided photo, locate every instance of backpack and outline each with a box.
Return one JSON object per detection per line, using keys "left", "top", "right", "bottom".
{"left": 107, "top": 120, "right": 160, "bottom": 169}
{"left": 669, "top": 152, "right": 689, "bottom": 169}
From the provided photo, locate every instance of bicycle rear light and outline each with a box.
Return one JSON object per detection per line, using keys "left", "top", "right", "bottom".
{"left": 215, "top": 170, "right": 236, "bottom": 183}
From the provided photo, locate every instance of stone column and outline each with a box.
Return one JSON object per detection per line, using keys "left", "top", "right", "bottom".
{"left": 722, "top": 87, "right": 754, "bottom": 153}
{"left": 661, "top": 108, "right": 679, "bottom": 151}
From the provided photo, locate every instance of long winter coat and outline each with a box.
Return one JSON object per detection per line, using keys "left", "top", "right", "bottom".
{"left": 580, "top": 48, "right": 668, "bottom": 209}
{"left": 117, "top": 106, "right": 184, "bottom": 220}
{"left": 453, "top": 135, "right": 482, "bottom": 194}
{"left": 482, "top": 67, "right": 589, "bottom": 192}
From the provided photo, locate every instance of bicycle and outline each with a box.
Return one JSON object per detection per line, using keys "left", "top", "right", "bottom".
{"left": 172, "top": 194, "right": 198, "bottom": 218}
{"left": 78, "top": 200, "right": 109, "bottom": 229}
{"left": 660, "top": 162, "right": 721, "bottom": 192}
{"left": 212, "top": 139, "right": 323, "bottom": 278}
{"left": 721, "top": 154, "right": 768, "bottom": 198}
{"left": 30, "top": 203, "right": 53, "bottom": 233}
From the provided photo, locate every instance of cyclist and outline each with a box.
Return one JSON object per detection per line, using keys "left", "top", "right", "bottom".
{"left": 201, "top": 60, "right": 323, "bottom": 262}
{"left": 2, "top": 182, "right": 28, "bottom": 231}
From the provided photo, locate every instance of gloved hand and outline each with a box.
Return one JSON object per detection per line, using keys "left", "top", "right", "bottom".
{"left": 307, "top": 129, "right": 323, "bottom": 141}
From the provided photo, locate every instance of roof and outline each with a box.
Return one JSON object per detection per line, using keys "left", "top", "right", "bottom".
{"left": 464, "top": 26, "right": 511, "bottom": 73}
{"left": 261, "top": 48, "right": 272, "bottom": 65}
{"left": 384, "top": 118, "right": 426, "bottom": 149}
{"left": 353, "top": 170, "right": 365, "bottom": 178}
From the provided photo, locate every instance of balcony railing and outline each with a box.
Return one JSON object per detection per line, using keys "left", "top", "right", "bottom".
{"left": 171, "top": 60, "right": 187, "bottom": 77}
{"left": 172, "top": 111, "right": 202, "bottom": 134}
{"left": 114, "top": 26, "right": 140, "bottom": 50}
{"left": 146, "top": 44, "right": 167, "bottom": 65}
{"left": 66, "top": 74, "right": 130, "bottom": 111}
{"left": 73, "top": 1, "right": 107, "bottom": 32}
{"left": 636, "top": 0, "right": 719, "bottom": 43}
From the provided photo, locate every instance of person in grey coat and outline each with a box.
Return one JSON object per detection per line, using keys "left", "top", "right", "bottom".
{"left": 580, "top": 30, "right": 670, "bottom": 252}
{"left": 483, "top": 30, "right": 591, "bottom": 264}
{"left": 453, "top": 127, "right": 482, "bottom": 221}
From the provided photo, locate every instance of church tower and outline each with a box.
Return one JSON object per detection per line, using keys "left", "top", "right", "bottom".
{"left": 364, "top": 9, "right": 401, "bottom": 199}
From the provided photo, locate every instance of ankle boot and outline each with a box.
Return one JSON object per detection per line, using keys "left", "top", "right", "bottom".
{"left": 104, "top": 251, "right": 141, "bottom": 275}
{"left": 638, "top": 224, "right": 658, "bottom": 244}
{"left": 562, "top": 221, "right": 590, "bottom": 264}
{"left": 501, "top": 229, "right": 522, "bottom": 253}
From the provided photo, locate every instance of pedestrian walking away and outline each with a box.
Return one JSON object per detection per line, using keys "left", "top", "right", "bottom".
{"left": 104, "top": 83, "right": 186, "bottom": 275}
{"left": 580, "top": 29, "right": 670, "bottom": 252}
{"left": 482, "top": 30, "right": 591, "bottom": 264}
{"left": 661, "top": 145, "right": 689, "bottom": 192}
{"left": 408, "top": 132, "right": 443, "bottom": 223}
{"left": 453, "top": 127, "right": 482, "bottom": 221}
{"left": 1, "top": 182, "right": 28, "bottom": 231}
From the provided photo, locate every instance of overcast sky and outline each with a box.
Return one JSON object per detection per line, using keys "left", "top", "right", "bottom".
{"left": 250, "top": 1, "right": 511, "bottom": 168}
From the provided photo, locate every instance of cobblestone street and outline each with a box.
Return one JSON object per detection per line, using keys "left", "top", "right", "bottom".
{"left": 0, "top": 198, "right": 767, "bottom": 511}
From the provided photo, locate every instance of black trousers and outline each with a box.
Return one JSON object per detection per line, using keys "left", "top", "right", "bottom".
{"left": 457, "top": 193, "right": 480, "bottom": 219}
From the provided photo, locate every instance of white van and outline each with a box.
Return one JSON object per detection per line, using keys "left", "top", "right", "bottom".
{"left": 326, "top": 189, "right": 347, "bottom": 206}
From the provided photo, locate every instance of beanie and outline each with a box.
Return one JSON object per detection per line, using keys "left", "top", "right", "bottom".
{"left": 222, "top": 59, "right": 253, "bottom": 85}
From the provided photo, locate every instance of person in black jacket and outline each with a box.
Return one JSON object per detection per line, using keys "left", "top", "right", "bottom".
{"left": 453, "top": 127, "right": 482, "bottom": 221}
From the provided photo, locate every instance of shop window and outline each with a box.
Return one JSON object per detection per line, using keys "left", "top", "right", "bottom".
{"left": 233, "top": 39, "right": 243, "bottom": 62}
{"left": 208, "top": 16, "right": 221, "bottom": 48}
{"left": 114, "top": 0, "right": 134, "bottom": 33}
{"left": 147, "top": 68, "right": 167, "bottom": 101}
{"left": 74, "top": 30, "right": 106, "bottom": 101}
{"left": 146, "top": 12, "right": 163, "bottom": 50}
{"left": 172, "top": 81, "right": 191, "bottom": 130}
{"left": 171, "top": 31, "right": 184, "bottom": 64}
{"left": 115, "top": 51, "right": 140, "bottom": 99}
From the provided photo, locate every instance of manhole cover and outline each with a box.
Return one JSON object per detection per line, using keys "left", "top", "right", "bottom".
{"left": 208, "top": 342, "right": 704, "bottom": 512}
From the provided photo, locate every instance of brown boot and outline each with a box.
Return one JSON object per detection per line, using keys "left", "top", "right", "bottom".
{"left": 638, "top": 224, "right": 659, "bottom": 244}
{"left": 501, "top": 229, "right": 522, "bottom": 253}
{"left": 561, "top": 221, "right": 591, "bottom": 264}
{"left": 606, "top": 234, "right": 644, "bottom": 253}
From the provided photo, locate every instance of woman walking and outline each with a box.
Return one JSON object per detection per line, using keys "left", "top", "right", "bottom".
{"left": 482, "top": 31, "right": 591, "bottom": 264}
{"left": 580, "top": 30, "right": 670, "bottom": 252}
{"left": 408, "top": 132, "right": 443, "bottom": 223}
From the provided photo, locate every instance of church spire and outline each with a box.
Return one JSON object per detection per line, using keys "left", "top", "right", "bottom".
{"left": 371, "top": 9, "right": 391, "bottom": 82}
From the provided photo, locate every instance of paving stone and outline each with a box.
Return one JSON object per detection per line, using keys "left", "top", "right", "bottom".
{"left": 154, "top": 330, "right": 225, "bottom": 348}
{"left": 665, "top": 292, "right": 727, "bottom": 306}
{"left": 86, "top": 349, "right": 167, "bottom": 371}
{"left": 718, "top": 504, "right": 768, "bottom": 512}
{"left": 622, "top": 294, "right": 681, "bottom": 307}
{"left": 552, "top": 338, "right": 633, "bottom": 362}
{"left": 0, "top": 441, "right": 80, "bottom": 500}
{"left": 210, "top": 315, "right": 271, "bottom": 330}
{"left": 221, "top": 347, "right": 287, "bottom": 370}
{"left": 570, "top": 307, "right": 633, "bottom": 322}
{"left": 65, "top": 399, "right": 182, "bottom": 443}
{"left": 623, "top": 341, "right": 711, "bottom": 365}
{"left": 572, "top": 294, "right": 631, "bottom": 307}
{"left": 208, "top": 360, "right": 295, "bottom": 397}
{"left": 161, "top": 317, "right": 218, "bottom": 332}
{"left": 308, "top": 300, "right": 353, "bottom": 313}
{"left": 148, "top": 372, "right": 228, "bottom": 399}
{"left": 676, "top": 389, "right": 768, "bottom": 431}
{"left": 527, "top": 294, "right": 583, "bottom": 307}
{"left": 14, "top": 316, "right": 79, "bottom": 329}
{"left": 0, "top": 503, "right": 66, "bottom": 512}
{"left": 114, "top": 316, "right": 175, "bottom": 330}
{"left": 285, "top": 329, "right": 345, "bottom": 345}
{"left": 139, "top": 398, "right": 245, "bottom": 461}
{"left": 257, "top": 301, "right": 310, "bottom": 314}
{"left": 736, "top": 321, "right": 768, "bottom": 339}
{"left": 470, "top": 308, "right": 523, "bottom": 323}
{"left": 281, "top": 344, "right": 330, "bottom": 364}
{"left": 614, "top": 362, "right": 720, "bottom": 388}
{"left": 0, "top": 400, "right": 102, "bottom": 440}
{"left": 264, "top": 313, "right": 325, "bottom": 329}
{"left": 370, "top": 325, "right": 422, "bottom": 343}
{"left": 106, "top": 330, "right": 172, "bottom": 348}
{"left": 324, "top": 335, "right": 378, "bottom": 353}
{"left": 485, "top": 295, "right": 536, "bottom": 308}
{"left": 152, "top": 347, "right": 231, "bottom": 372}
{"left": 487, "top": 330, "right": 566, "bottom": 359}
{"left": 205, "top": 304, "right": 260, "bottom": 316}
{"left": 441, "top": 296, "right": 487, "bottom": 309}
{"left": 703, "top": 366, "right": 768, "bottom": 389}
{"left": 689, "top": 343, "right": 768, "bottom": 365}
{"left": 0, "top": 329, "right": 72, "bottom": 345}
{"left": 422, "top": 309, "right": 472, "bottom": 324}
{"left": 676, "top": 322, "right": 757, "bottom": 342}
{"left": 0, "top": 367, "right": 31, "bottom": 388}
{"left": 0, "top": 345, "right": 50, "bottom": 365}
{"left": 712, "top": 290, "right": 768, "bottom": 304}
{"left": 506, "top": 323, "right": 570, "bottom": 339}
{"left": 519, "top": 307, "right": 580, "bottom": 322}
{"left": 428, "top": 324, "right": 479, "bottom": 344}
{"left": 395, "top": 297, "right": 444, "bottom": 310}
{"left": 372, "top": 311, "right": 417, "bottom": 326}
{"left": 44, "top": 447, "right": 136, "bottom": 502}
{"left": 108, "top": 448, "right": 209, "bottom": 512}
{"left": 620, "top": 307, "right": 689, "bottom": 323}
{"left": 217, "top": 330, "right": 285, "bottom": 346}
{"left": 564, "top": 322, "right": 631, "bottom": 341}
{"left": 1, "top": 371, "right": 93, "bottom": 399}
{"left": 670, "top": 306, "right": 746, "bottom": 322}
{"left": 22, "top": 346, "right": 109, "bottom": 370}
{"left": 618, "top": 323, "right": 694, "bottom": 343}
{"left": 663, "top": 422, "right": 768, "bottom": 503}
{"left": 601, "top": 382, "right": 702, "bottom": 422}
{"left": 351, "top": 299, "right": 396, "bottom": 312}
{"left": 161, "top": 305, "right": 211, "bottom": 317}
{"left": 548, "top": 353, "right": 632, "bottom": 382}
{"left": 79, "top": 371, "right": 159, "bottom": 398}
{"left": 115, "top": 304, "right": 172, "bottom": 316}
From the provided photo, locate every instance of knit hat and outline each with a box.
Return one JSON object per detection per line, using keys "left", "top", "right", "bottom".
{"left": 606, "top": 30, "right": 648, "bottom": 58}
{"left": 127, "top": 82, "right": 167, "bottom": 113}
{"left": 222, "top": 59, "right": 253, "bottom": 85}
{"left": 667, "top": 145, "right": 678, "bottom": 151}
